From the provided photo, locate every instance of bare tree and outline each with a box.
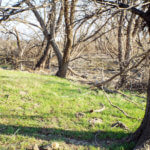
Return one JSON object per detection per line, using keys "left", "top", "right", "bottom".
{"left": 95, "top": 0, "right": 150, "bottom": 148}
{"left": 26, "top": 0, "right": 113, "bottom": 77}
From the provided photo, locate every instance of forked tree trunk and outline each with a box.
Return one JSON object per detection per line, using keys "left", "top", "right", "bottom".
{"left": 27, "top": 0, "right": 63, "bottom": 71}
{"left": 56, "top": 0, "right": 77, "bottom": 78}
{"left": 56, "top": 0, "right": 71, "bottom": 77}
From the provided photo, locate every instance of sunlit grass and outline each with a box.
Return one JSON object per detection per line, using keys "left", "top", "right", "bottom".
{"left": 0, "top": 69, "right": 146, "bottom": 149}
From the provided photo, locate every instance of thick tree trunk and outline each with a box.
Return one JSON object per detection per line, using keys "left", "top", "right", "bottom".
{"left": 129, "top": 66, "right": 150, "bottom": 149}
{"left": 56, "top": 0, "right": 71, "bottom": 78}
{"left": 129, "top": 9, "right": 150, "bottom": 148}
{"left": 56, "top": 61, "right": 69, "bottom": 78}
{"left": 56, "top": 0, "right": 77, "bottom": 78}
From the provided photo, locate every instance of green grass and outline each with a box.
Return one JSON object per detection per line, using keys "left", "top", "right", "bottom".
{"left": 0, "top": 69, "right": 146, "bottom": 150}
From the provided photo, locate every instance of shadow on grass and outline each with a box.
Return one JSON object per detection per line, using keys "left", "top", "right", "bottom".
{"left": 0, "top": 123, "right": 133, "bottom": 149}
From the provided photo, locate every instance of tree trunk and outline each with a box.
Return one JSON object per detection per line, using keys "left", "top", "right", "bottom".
{"left": 129, "top": 62, "right": 150, "bottom": 149}
{"left": 120, "top": 13, "right": 135, "bottom": 87}
{"left": 56, "top": 0, "right": 77, "bottom": 78}
{"left": 56, "top": 0, "right": 71, "bottom": 78}
{"left": 56, "top": 61, "right": 69, "bottom": 78}
{"left": 34, "top": 40, "right": 51, "bottom": 69}
{"left": 129, "top": 7, "right": 150, "bottom": 148}
{"left": 50, "top": 38, "right": 63, "bottom": 70}
{"left": 116, "top": 11, "right": 124, "bottom": 89}
{"left": 47, "top": 49, "right": 53, "bottom": 69}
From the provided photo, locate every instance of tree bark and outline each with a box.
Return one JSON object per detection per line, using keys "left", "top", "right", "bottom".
{"left": 117, "top": 12, "right": 135, "bottom": 89}
{"left": 116, "top": 11, "right": 124, "bottom": 89}
{"left": 94, "top": 1, "right": 150, "bottom": 148}
{"left": 128, "top": 5, "right": 150, "bottom": 148}
{"left": 129, "top": 66, "right": 150, "bottom": 148}
{"left": 119, "top": 13, "right": 135, "bottom": 87}
{"left": 57, "top": 0, "right": 77, "bottom": 78}
{"left": 26, "top": 0, "right": 63, "bottom": 70}
{"left": 34, "top": 40, "right": 51, "bottom": 69}
{"left": 56, "top": 0, "right": 71, "bottom": 77}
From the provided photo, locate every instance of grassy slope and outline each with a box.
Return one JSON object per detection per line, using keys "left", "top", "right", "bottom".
{"left": 0, "top": 69, "right": 146, "bottom": 150}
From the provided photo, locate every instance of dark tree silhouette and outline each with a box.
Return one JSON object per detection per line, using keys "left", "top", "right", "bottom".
{"left": 95, "top": 0, "right": 150, "bottom": 148}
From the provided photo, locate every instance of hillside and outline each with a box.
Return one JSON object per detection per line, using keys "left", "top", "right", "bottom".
{"left": 0, "top": 69, "right": 146, "bottom": 150}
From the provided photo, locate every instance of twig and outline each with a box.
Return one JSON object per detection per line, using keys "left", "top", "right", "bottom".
{"left": 89, "top": 103, "right": 105, "bottom": 113}
{"left": 116, "top": 91, "right": 144, "bottom": 110}
{"left": 130, "top": 93, "right": 146, "bottom": 100}
{"left": 13, "top": 128, "right": 20, "bottom": 135}
{"left": 92, "top": 50, "right": 150, "bottom": 88}
{"left": 102, "top": 87, "right": 140, "bottom": 120}
{"left": 94, "top": 87, "right": 144, "bottom": 110}
{"left": 68, "top": 67, "right": 82, "bottom": 77}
